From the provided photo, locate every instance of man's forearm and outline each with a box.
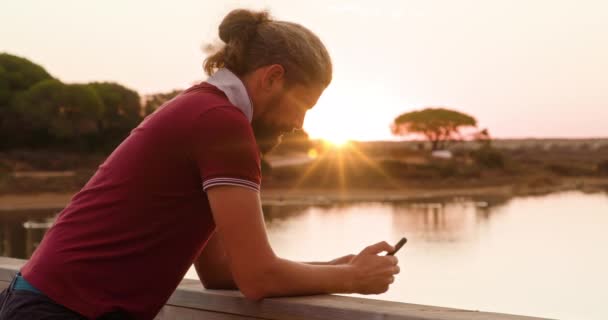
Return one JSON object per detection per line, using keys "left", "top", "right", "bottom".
{"left": 199, "top": 261, "right": 332, "bottom": 290}
{"left": 302, "top": 261, "right": 331, "bottom": 265}
{"left": 303, "top": 254, "right": 354, "bottom": 266}
{"left": 252, "top": 257, "right": 354, "bottom": 299}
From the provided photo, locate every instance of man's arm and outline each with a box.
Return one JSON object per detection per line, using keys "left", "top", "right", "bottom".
{"left": 306, "top": 255, "right": 356, "bottom": 266}
{"left": 189, "top": 108, "right": 398, "bottom": 297}
{"left": 194, "top": 233, "right": 354, "bottom": 290}
{"left": 204, "top": 186, "right": 399, "bottom": 300}
{"left": 194, "top": 231, "right": 237, "bottom": 290}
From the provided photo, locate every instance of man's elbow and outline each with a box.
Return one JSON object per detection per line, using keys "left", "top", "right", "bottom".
{"left": 234, "top": 264, "right": 278, "bottom": 301}
{"left": 236, "top": 276, "right": 273, "bottom": 301}
{"left": 239, "top": 286, "right": 266, "bottom": 301}
{"left": 200, "top": 276, "right": 238, "bottom": 290}
{"left": 202, "top": 278, "right": 269, "bottom": 301}
{"left": 201, "top": 279, "right": 226, "bottom": 290}
{"left": 198, "top": 268, "right": 273, "bottom": 300}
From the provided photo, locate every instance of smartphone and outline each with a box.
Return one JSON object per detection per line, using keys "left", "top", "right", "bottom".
{"left": 387, "top": 237, "right": 407, "bottom": 256}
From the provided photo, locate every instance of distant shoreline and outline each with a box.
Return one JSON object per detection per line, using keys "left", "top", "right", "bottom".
{"left": 1, "top": 177, "right": 606, "bottom": 211}
{"left": 262, "top": 177, "right": 608, "bottom": 205}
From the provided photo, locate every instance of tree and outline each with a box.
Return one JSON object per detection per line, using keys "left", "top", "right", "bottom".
{"left": 0, "top": 53, "right": 145, "bottom": 150}
{"left": 88, "top": 82, "right": 142, "bottom": 146}
{"left": 0, "top": 66, "right": 10, "bottom": 109}
{"left": 473, "top": 128, "right": 492, "bottom": 147}
{"left": 391, "top": 107, "right": 477, "bottom": 150}
{"left": 0, "top": 53, "right": 53, "bottom": 108}
{"left": 143, "top": 89, "right": 182, "bottom": 116}
{"left": 13, "top": 80, "right": 104, "bottom": 148}
{"left": 0, "top": 53, "right": 53, "bottom": 148}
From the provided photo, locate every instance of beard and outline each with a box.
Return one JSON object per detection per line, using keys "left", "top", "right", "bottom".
{"left": 251, "top": 91, "right": 292, "bottom": 155}
{"left": 251, "top": 118, "right": 285, "bottom": 155}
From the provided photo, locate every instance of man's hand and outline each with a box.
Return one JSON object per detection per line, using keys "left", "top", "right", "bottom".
{"left": 304, "top": 243, "right": 400, "bottom": 294}
{"left": 347, "top": 241, "right": 400, "bottom": 295}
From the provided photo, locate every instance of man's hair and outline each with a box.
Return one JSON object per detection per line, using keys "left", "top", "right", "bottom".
{"left": 204, "top": 9, "right": 332, "bottom": 88}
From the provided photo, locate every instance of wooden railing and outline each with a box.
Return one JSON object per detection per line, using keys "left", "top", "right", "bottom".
{"left": 0, "top": 257, "right": 550, "bottom": 320}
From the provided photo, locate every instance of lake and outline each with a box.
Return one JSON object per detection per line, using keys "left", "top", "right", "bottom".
{"left": 1, "top": 191, "right": 606, "bottom": 320}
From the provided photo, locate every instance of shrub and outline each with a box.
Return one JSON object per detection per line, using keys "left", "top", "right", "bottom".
{"left": 546, "top": 163, "right": 595, "bottom": 176}
{"left": 471, "top": 147, "right": 505, "bottom": 169}
{"left": 598, "top": 160, "right": 608, "bottom": 176}
{"left": 261, "top": 157, "right": 272, "bottom": 175}
{"left": 0, "top": 160, "right": 10, "bottom": 179}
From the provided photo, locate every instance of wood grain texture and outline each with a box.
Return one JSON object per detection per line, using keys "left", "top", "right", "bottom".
{"left": 155, "top": 305, "right": 264, "bottom": 320}
{"left": 0, "top": 257, "right": 551, "bottom": 320}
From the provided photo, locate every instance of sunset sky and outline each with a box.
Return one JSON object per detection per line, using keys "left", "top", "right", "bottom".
{"left": 2, "top": 0, "right": 607, "bottom": 141}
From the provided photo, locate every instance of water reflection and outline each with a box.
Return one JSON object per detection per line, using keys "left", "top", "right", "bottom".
{"left": 264, "top": 196, "right": 512, "bottom": 246}
{"left": 0, "top": 195, "right": 521, "bottom": 259}
{"left": 390, "top": 196, "right": 511, "bottom": 243}
{"left": 262, "top": 204, "right": 309, "bottom": 224}
{"left": 2, "top": 192, "right": 608, "bottom": 319}
{"left": 0, "top": 209, "right": 57, "bottom": 259}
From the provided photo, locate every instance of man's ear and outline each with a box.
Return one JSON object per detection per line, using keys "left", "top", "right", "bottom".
{"left": 264, "top": 64, "right": 285, "bottom": 90}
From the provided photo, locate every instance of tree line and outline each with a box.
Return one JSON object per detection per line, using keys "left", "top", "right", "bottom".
{"left": 0, "top": 53, "right": 181, "bottom": 151}
{"left": 1, "top": 52, "right": 489, "bottom": 153}
{"left": 0, "top": 53, "right": 316, "bottom": 155}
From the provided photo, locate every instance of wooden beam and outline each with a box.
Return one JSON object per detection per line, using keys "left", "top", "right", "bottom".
{"left": 0, "top": 257, "right": 550, "bottom": 320}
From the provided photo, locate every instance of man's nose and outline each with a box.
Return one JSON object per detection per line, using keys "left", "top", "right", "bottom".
{"left": 295, "top": 109, "right": 308, "bottom": 129}
{"left": 294, "top": 115, "right": 305, "bottom": 129}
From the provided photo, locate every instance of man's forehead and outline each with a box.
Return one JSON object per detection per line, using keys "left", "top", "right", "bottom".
{"left": 290, "top": 84, "right": 323, "bottom": 109}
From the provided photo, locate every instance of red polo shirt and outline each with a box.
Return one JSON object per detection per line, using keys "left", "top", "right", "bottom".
{"left": 20, "top": 83, "right": 261, "bottom": 319}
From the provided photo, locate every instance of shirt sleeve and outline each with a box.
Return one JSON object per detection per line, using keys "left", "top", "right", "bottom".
{"left": 191, "top": 106, "right": 261, "bottom": 193}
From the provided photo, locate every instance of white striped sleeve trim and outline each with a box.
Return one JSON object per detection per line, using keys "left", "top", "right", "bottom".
{"left": 202, "top": 177, "right": 260, "bottom": 192}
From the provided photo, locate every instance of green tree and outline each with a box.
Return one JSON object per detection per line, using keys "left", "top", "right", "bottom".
{"left": 88, "top": 82, "right": 142, "bottom": 146}
{"left": 0, "top": 53, "right": 53, "bottom": 148}
{"left": 143, "top": 89, "right": 182, "bottom": 116}
{"left": 13, "top": 80, "right": 104, "bottom": 148}
{"left": 391, "top": 107, "right": 477, "bottom": 150}
{"left": 0, "top": 53, "right": 53, "bottom": 108}
{"left": 0, "top": 66, "right": 10, "bottom": 109}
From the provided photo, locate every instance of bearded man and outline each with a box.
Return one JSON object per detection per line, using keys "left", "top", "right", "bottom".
{"left": 0, "top": 9, "right": 400, "bottom": 320}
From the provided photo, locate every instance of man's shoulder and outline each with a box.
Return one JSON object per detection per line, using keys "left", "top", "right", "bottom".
{"left": 182, "top": 82, "right": 226, "bottom": 98}
{"left": 145, "top": 83, "right": 245, "bottom": 127}
{"left": 191, "top": 105, "right": 254, "bottom": 145}
{"left": 177, "top": 83, "right": 249, "bottom": 120}
{"left": 175, "top": 83, "right": 228, "bottom": 110}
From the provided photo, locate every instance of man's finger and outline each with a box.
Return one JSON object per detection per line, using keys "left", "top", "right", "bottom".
{"left": 361, "top": 241, "right": 395, "bottom": 255}
{"left": 393, "top": 265, "right": 400, "bottom": 275}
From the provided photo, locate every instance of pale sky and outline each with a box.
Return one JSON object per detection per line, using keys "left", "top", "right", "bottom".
{"left": 2, "top": 0, "right": 607, "bottom": 141}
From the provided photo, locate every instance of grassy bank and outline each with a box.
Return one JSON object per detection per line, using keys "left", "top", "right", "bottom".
{"left": 1, "top": 140, "right": 608, "bottom": 199}
{"left": 1, "top": 177, "right": 607, "bottom": 211}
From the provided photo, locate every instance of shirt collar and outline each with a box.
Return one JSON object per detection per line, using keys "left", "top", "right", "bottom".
{"left": 206, "top": 68, "right": 254, "bottom": 123}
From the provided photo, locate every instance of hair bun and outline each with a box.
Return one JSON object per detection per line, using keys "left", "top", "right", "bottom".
{"left": 218, "top": 9, "right": 271, "bottom": 44}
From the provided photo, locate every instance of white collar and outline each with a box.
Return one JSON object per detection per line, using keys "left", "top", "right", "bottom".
{"left": 206, "top": 68, "right": 253, "bottom": 123}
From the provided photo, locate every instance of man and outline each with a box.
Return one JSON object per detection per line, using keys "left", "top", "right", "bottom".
{"left": 0, "top": 9, "right": 400, "bottom": 320}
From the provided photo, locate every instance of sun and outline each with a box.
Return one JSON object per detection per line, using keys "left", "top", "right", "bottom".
{"left": 322, "top": 137, "right": 351, "bottom": 148}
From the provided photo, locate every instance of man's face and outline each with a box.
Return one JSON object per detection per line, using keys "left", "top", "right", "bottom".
{"left": 252, "top": 83, "right": 324, "bottom": 154}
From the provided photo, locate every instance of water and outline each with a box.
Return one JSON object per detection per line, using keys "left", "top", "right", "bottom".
{"left": 1, "top": 191, "right": 607, "bottom": 320}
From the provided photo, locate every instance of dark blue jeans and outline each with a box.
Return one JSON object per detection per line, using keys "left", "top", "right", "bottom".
{"left": 0, "top": 274, "right": 133, "bottom": 320}
{"left": 0, "top": 274, "right": 86, "bottom": 319}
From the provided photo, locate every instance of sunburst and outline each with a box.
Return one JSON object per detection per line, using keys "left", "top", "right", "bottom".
{"left": 288, "top": 140, "right": 403, "bottom": 191}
